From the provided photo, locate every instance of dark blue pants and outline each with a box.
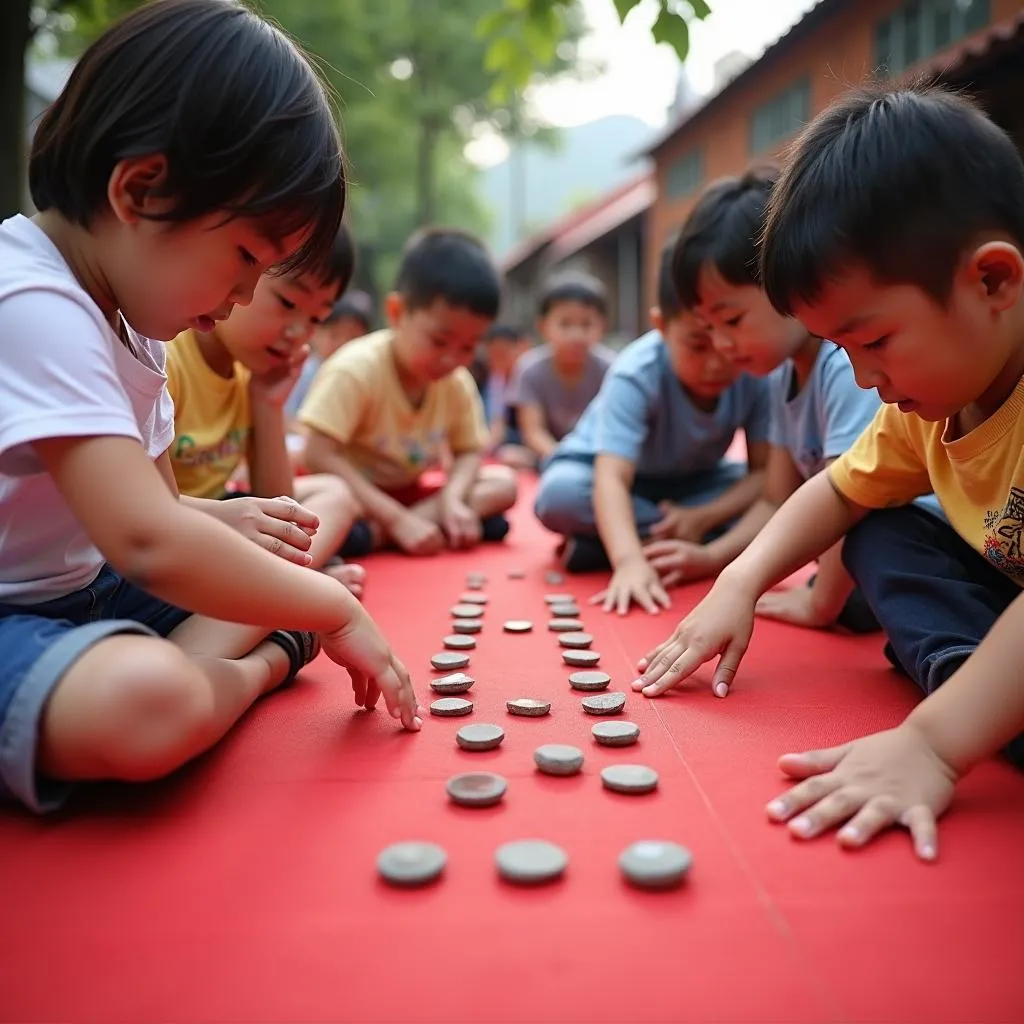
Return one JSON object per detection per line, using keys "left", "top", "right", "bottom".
{"left": 842, "top": 505, "right": 1024, "bottom": 766}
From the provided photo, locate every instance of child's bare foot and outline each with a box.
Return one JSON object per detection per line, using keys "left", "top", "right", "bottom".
{"left": 324, "top": 559, "right": 366, "bottom": 598}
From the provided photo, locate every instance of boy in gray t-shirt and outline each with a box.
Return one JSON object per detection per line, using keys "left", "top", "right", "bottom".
{"left": 508, "top": 272, "right": 615, "bottom": 467}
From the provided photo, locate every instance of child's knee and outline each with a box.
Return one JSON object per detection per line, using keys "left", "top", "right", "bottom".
{"left": 484, "top": 464, "right": 518, "bottom": 510}
{"left": 534, "top": 468, "right": 586, "bottom": 533}
{"left": 302, "top": 473, "right": 361, "bottom": 520}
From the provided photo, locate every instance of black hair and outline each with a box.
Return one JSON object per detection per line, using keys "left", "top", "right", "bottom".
{"left": 537, "top": 272, "right": 607, "bottom": 318}
{"left": 657, "top": 236, "right": 682, "bottom": 320}
{"left": 483, "top": 324, "right": 524, "bottom": 343}
{"left": 29, "top": 0, "right": 344, "bottom": 277}
{"left": 395, "top": 227, "right": 500, "bottom": 318}
{"left": 325, "top": 288, "right": 373, "bottom": 329}
{"left": 762, "top": 79, "right": 1024, "bottom": 316}
{"left": 672, "top": 166, "right": 778, "bottom": 309}
{"left": 309, "top": 222, "right": 356, "bottom": 298}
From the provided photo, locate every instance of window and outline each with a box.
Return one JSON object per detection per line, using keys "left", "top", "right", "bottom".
{"left": 666, "top": 149, "right": 703, "bottom": 199}
{"left": 875, "top": 0, "right": 990, "bottom": 74}
{"left": 749, "top": 77, "right": 810, "bottom": 154}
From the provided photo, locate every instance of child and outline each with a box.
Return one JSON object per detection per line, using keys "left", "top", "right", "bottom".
{"left": 665, "top": 167, "right": 885, "bottom": 632}
{"left": 534, "top": 240, "right": 773, "bottom": 613}
{"left": 0, "top": 0, "right": 421, "bottom": 815}
{"left": 635, "top": 82, "right": 1024, "bottom": 862}
{"left": 478, "top": 324, "right": 533, "bottom": 469}
{"left": 299, "top": 228, "right": 518, "bottom": 556}
{"left": 509, "top": 272, "right": 616, "bottom": 467}
{"left": 166, "top": 223, "right": 366, "bottom": 595}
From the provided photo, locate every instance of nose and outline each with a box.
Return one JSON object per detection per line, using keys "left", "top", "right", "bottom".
{"left": 231, "top": 269, "right": 261, "bottom": 308}
{"left": 710, "top": 328, "right": 736, "bottom": 356}
{"left": 283, "top": 321, "right": 314, "bottom": 346}
{"left": 849, "top": 352, "right": 887, "bottom": 392}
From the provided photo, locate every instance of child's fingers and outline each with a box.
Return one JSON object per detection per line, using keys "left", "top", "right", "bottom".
{"left": 900, "top": 806, "right": 938, "bottom": 861}
{"left": 363, "top": 675, "right": 381, "bottom": 710}
{"left": 634, "top": 586, "right": 658, "bottom": 615}
{"left": 641, "top": 539, "right": 678, "bottom": 557}
{"left": 636, "top": 639, "right": 706, "bottom": 696}
{"left": 837, "top": 796, "right": 902, "bottom": 849}
{"left": 776, "top": 743, "right": 851, "bottom": 780}
{"left": 588, "top": 589, "right": 608, "bottom": 606}
{"left": 661, "top": 570, "right": 682, "bottom": 588}
{"left": 377, "top": 658, "right": 422, "bottom": 731}
{"left": 349, "top": 668, "right": 368, "bottom": 706}
{"left": 765, "top": 772, "right": 842, "bottom": 824}
{"left": 785, "top": 785, "right": 867, "bottom": 840}
{"left": 711, "top": 639, "right": 747, "bottom": 697}
{"left": 651, "top": 581, "right": 672, "bottom": 609}
{"left": 264, "top": 496, "right": 319, "bottom": 532}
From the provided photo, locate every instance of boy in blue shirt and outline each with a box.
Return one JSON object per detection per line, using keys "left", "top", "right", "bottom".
{"left": 534, "top": 242, "right": 773, "bottom": 613}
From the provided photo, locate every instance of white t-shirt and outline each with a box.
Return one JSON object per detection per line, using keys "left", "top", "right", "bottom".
{"left": 0, "top": 215, "right": 175, "bottom": 604}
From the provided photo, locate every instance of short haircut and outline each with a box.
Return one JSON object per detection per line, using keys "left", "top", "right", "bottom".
{"left": 537, "top": 271, "right": 607, "bottom": 318}
{"left": 657, "top": 236, "right": 682, "bottom": 320}
{"left": 672, "top": 166, "right": 778, "bottom": 309}
{"left": 30, "top": 0, "right": 344, "bottom": 277}
{"left": 762, "top": 79, "right": 1024, "bottom": 316}
{"left": 395, "top": 227, "right": 500, "bottom": 318}
{"left": 326, "top": 288, "right": 373, "bottom": 329}
{"left": 484, "top": 324, "right": 524, "bottom": 344}
{"left": 310, "top": 222, "right": 356, "bottom": 298}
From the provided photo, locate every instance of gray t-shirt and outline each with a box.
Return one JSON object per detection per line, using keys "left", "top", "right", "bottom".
{"left": 509, "top": 343, "right": 616, "bottom": 441}
{"left": 552, "top": 330, "right": 772, "bottom": 476}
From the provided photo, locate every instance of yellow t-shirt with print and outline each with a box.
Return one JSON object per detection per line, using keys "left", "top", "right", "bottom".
{"left": 165, "top": 329, "right": 251, "bottom": 499}
{"left": 298, "top": 329, "right": 487, "bottom": 490}
{"left": 829, "top": 377, "right": 1024, "bottom": 585}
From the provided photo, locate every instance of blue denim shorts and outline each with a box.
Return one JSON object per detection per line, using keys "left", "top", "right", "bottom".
{"left": 0, "top": 566, "right": 190, "bottom": 813}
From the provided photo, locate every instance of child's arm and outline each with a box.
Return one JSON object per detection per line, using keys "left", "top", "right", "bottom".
{"left": 246, "top": 355, "right": 305, "bottom": 498}
{"left": 591, "top": 453, "right": 671, "bottom": 615}
{"left": 635, "top": 471, "right": 869, "bottom": 697}
{"left": 518, "top": 403, "right": 558, "bottom": 461}
{"left": 35, "top": 434, "right": 421, "bottom": 727}
{"left": 768, "top": 589, "right": 1024, "bottom": 861}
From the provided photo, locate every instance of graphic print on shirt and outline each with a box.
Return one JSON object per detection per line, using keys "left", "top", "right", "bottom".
{"left": 983, "top": 485, "right": 1024, "bottom": 580}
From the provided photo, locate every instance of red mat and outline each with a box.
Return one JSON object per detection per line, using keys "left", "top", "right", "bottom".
{"left": 1, "top": 480, "right": 1023, "bottom": 1023}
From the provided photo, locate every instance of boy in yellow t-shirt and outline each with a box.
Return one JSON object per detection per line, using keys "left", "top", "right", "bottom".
{"left": 300, "top": 228, "right": 518, "bottom": 555}
{"left": 167, "top": 225, "right": 366, "bottom": 595}
{"left": 635, "top": 83, "right": 1024, "bottom": 862}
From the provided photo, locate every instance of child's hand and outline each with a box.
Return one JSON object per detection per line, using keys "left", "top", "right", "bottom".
{"left": 756, "top": 585, "right": 834, "bottom": 629}
{"left": 591, "top": 554, "right": 670, "bottom": 615}
{"left": 321, "top": 603, "right": 425, "bottom": 731}
{"left": 648, "top": 501, "right": 710, "bottom": 543}
{"left": 248, "top": 345, "right": 309, "bottom": 408}
{"left": 766, "top": 722, "right": 958, "bottom": 861}
{"left": 641, "top": 538, "right": 718, "bottom": 585}
{"left": 440, "top": 497, "right": 482, "bottom": 550}
{"left": 212, "top": 494, "right": 317, "bottom": 565}
{"left": 633, "top": 580, "right": 755, "bottom": 697}
{"left": 390, "top": 511, "right": 445, "bottom": 556}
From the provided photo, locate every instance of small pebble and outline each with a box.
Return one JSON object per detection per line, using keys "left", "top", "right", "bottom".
{"left": 558, "top": 631, "right": 593, "bottom": 649}
{"left": 503, "top": 619, "right": 533, "bottom": 633}
{"left": 452, "top": 618, "right": 483, "bottom": 635}
{"left": 619, "top": 841, "right": 692, "bottom": 889}
{"left": 581, "top": 691, "right": 626, "bottom": 715}
{"left": 447, "top": 772, "right": 507, "bottom": 808}
{"left": 534, "top": 743, "right": 584, "bottom": 776}
{"left": 442, "top": 634, "right": 475, "bottom": 651}
{"left": 456, "top": 723, "right": 505, "bottom": 751}
{"left": 544, "top": 594, "right": 573, "bottom": 605}
{"left": 431, "top": 651, "right": 470, "bottom": 671}
{"left": 549, "top": 603, "right": 581, "bottom": 618}
{"left": 506, "top": 698, "right": 551, "bottom": 717}
{"left": 430, "top": 672, "right": 475, "bottom": 695}
{"left": 544, "top": 571, "right": 565, "bottom": 585}
{"left": 507, "top": 569, "right": 526, "bottom": 579}
{"left": 548, "top": 618, "right": 585, "bottom": 633}
{"left": 601, "top": 764, "right": 659, "bottom": 794}
{"left": 592, "top": 721, "right": 640, "bottom": 746}
{"left": 569, "top": 670, "right": 611, "bottom": 692}
{"left": 466, "top": 574, "right": 486, "bottom": 589}
{"left": 459, "top": 593, "right": 488, "bottom": 605}
{"left": 563, "top": 649, "right": 601, "bottom": 667}
{"left": 495, "top": 840, "right": 568, "bottom": 884}
{"left": 377, "top": 841, "right": 447, "bottom": 887}
{"left": 430, "top": 697, "right": 474, "bottom": 717}
{"left": 450, "top": 603, "right": 484, "bottom": 619}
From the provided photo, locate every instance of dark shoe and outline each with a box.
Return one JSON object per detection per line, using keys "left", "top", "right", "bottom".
{"left": 265, "top": 629, "right": 321, "bottom": 684}
{"left": 481, "top": 514, "right": 510, "bottom": 543}
{"left": 339, "top": 519, "right": 374, "bottom": 558}
{"left": 561, "top": 534, "right": 611, "bottom": 573}
{"left": 836, "top": 587, "right": 880, "bottom": 634}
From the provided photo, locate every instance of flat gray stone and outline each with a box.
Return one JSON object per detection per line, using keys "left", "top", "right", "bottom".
{"left": 534, "top": 744, "right": 584, "bottom": 776}
{"left": 544, "top": 571, "right": 565, "bottom": 585}
{"left": 549, "top": 603, "right": 581, "bottom": 618}
{"left": 452, "top": 618, "right": 483, "bottom": 635}
{"left": 619, "top": 841, "right": 692, "bottom": 889}
{"left": 450, "top": 603, "right": 484, "bottom": 619}
{"left": 548, "top": 618, "right": 585, "bottom": 633}
{"left": 431, "top": 651, "right": 470, "bottom": 671}
{"left": 465, "top": 574, "right": 486, "bottom": 589}
{"left": 507, "top": 569, "right": 526, "bottom": 579}
{"left": 459, "top": 593, "right": 488, "bottom": 604}
{"left": 581, "top": 691, "right": 626, "bottom": 715}
{"left": 377, "top": 841, "right": 446, "bottom": 886}
{"left": 443, "top": 634, "right": 476, "bottom": 650}
{"left": 592, "top": 721, "right": 640, "bottom": 746}
{"left": 456, "top": 723, "right": 505, "bottom": 751}
{"left": 544, "top": 594, "right": 573, "bottom": 605}
{"left": 563, "top": 649, "right": 601, "bottom": 667}
{"left": 601, "top": 764, "right": 659, "bottom": 794}
{"left": 430, "top": 697, "right": 474, "bottom": 717}
{"left": 430, "top": 672, "right": 475, "bottom": 695}
{"left": 495, "top": 840, "right": 568, "bottom": 884}
{"left": 503, "top": 619, "right": 533, "bottom": 633}
{"left": 447, "top": 772, "right": 507, "bottom": 808}
{"left": 506, "top": 698, "right": 551, "bottom": 717}
{"left": 569, "top": 670, "right": 611, "bottom": 692}
{"left": 558, "top": 631, "right": 593, "bottom": 649}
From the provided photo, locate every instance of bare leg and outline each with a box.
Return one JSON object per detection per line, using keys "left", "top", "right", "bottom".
{"left": 409, "top": 464, "right": 518, "bottom": 523}
{"left": 294, "top": 473, "right": 365, "bottom": 595}
{"left": 497, "top": 444, "right": 537, "bottom": 471}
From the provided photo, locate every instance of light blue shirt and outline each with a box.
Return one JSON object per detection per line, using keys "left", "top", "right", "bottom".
{"left": 552, "top": 330, "right": 772, "bottom": 477}
{"left": 767, "top": 343, "right": 880, "bottom": 479}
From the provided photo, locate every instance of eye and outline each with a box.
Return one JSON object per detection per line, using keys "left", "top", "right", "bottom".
{"left": 864, "top": 335, "right": 890, "bottom": 352}
{"left": 723, "top": 313, "right": 744, "bottom": 327}
{"left": 277, "top": 294, "right": 296, "bottom": 311}
{"left": 239, "top": 247, "right": 258, "bottom": 267}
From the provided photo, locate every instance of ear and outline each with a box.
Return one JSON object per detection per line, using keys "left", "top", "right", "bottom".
{"left": 107, "top": 155, "right": 172, "bottom": 224}
{"left": 649, "top": 306, "right": 665, "bottom": 333}
{"left": 964, "top": 241, "right": 1024, "bottom": 313}
{"left": 384, "top": 291, "right": 405, "bottom": 327}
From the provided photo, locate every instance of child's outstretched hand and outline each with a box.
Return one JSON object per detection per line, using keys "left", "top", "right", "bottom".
{"left": 642, "top": 538, "right": 719, "bottom": 585}
{"left": 591, "top": 554, "right": 670, "bottom": 615}
{"left": 633, "top": 580, "right": 755, "bottom": 697}
{"left": 321, "top": 601, "right": 424, "bottom": 731}
{"left": 211, "top": 494, "right": 317, "bottom": 565}
{"left": 766, "top": 722, "right": 958, "bottom": 861}
{"left": 648, "top": 500, "right": 710, "bottom": 543}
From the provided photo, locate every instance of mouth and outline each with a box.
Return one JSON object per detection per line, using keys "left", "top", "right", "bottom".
{"left": 265, "top": 342, "right": 292, "bottom": 362}
{"left": 192, "top": 308, "right": 233, "bottom": 334}
{"left": 897, "top": 399, "right": 919, "bottom": 414}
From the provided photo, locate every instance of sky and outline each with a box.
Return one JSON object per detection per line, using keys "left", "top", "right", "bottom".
{"left": 466, "top": 0, "right": 818, "bottom": 165}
